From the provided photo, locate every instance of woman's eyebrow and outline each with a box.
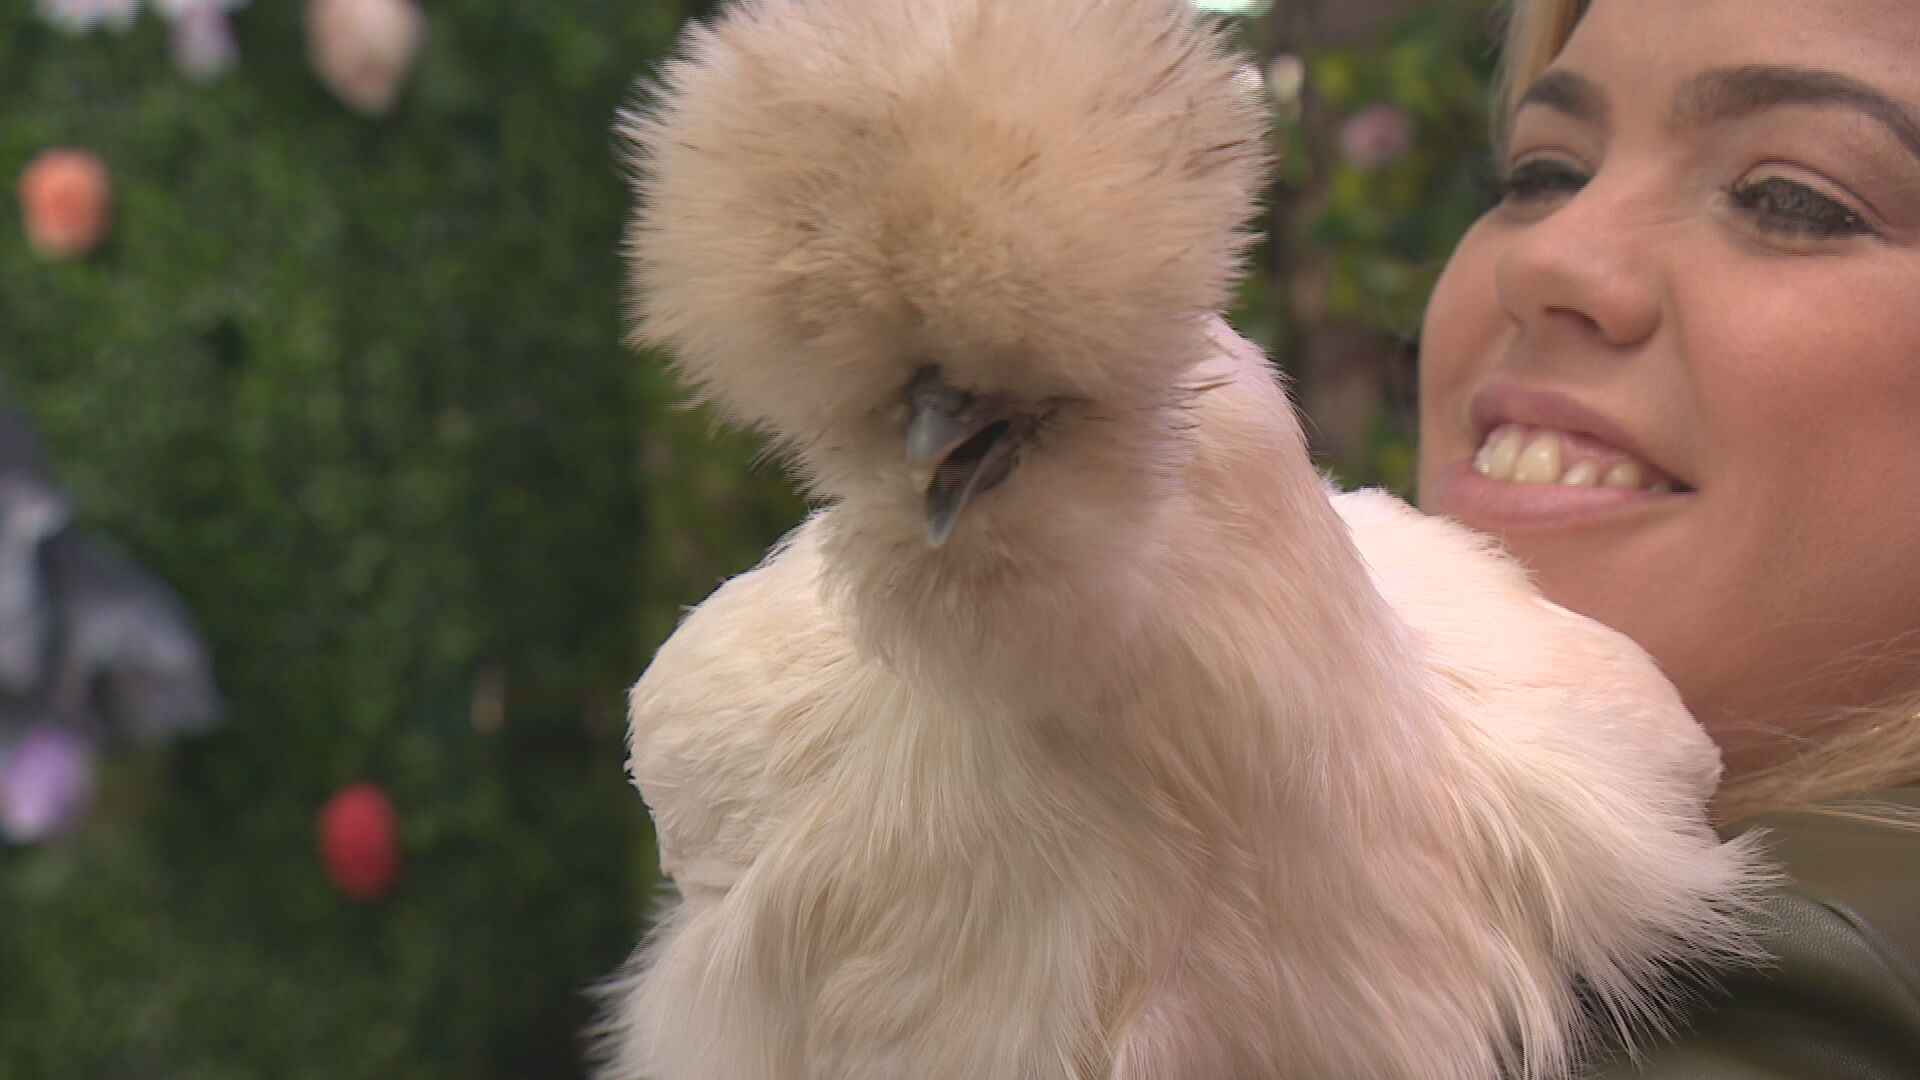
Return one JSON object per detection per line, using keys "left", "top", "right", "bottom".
{"left": 1516, "top": 70, "right": 1608, "bottom": 129}
{"left": 1676, "top": 65, "right": 1920, "bottom": 162}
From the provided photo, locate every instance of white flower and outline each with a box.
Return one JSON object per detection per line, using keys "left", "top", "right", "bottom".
{"left": 1187, "top": 0, "right": 1273, "bottom": 15}
{"left": 150, "top": 0, "right": 248, "bottom": 18}
{"left": 1265, "top": 54, "right": 1306, "bottom": 112}
{"left": 34, "top": 0, "right": 140, "bottom": 34}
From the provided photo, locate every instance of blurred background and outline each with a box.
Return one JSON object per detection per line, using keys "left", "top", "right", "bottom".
{"left": 0, "top": 0, "right": 1496, "bottom": 1075}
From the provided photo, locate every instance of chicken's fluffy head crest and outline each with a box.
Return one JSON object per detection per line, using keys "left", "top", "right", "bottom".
{"left": 619, "top": 0, "right": 1271, "bottom": 469}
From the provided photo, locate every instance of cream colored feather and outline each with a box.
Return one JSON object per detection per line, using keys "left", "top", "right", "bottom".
{"left": 595, "top": 1, "right": 1768, "bottom": 1077}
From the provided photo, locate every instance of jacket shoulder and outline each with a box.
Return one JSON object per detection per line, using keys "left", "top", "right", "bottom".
{"left": 1586, "top": 785, "right": 1920, "bottom": 1079}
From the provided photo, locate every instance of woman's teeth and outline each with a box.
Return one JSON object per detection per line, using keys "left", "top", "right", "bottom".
{"left": 1472, "top": 424, "right": 1674, "bottom": 492}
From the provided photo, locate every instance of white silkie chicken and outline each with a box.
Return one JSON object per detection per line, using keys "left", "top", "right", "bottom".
{"left": 596, "top": 1, "right": 1767, "bottom": 1077}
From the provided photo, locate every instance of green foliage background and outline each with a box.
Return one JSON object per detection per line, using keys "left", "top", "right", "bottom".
{"left": 1240, "top": 0, "right": 1499, "bottom": 494}
{"left": 0, "top": 1, "right": 1492, "bottom": 1076}
{"left": 0, "top": 2, "right": 800, "bottom": 1076}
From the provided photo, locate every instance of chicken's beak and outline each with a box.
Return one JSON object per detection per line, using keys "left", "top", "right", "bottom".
{"left": 905, "top": 369, "right": 1026, "bottom": 548}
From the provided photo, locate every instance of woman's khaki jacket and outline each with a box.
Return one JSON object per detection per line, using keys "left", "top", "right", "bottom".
{"left": 1590, "top": 785, "right": 1920, "bottom": 1078}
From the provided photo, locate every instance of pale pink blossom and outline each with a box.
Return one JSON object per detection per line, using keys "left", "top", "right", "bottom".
{"left": 169, "top": 2, "right": 238, "bottom": 81}
{"left": 1337, "top": 102, "right": 1416, "bottom": 170}
{"left": 306, "top": 0, "right": 426, "bottom": 116}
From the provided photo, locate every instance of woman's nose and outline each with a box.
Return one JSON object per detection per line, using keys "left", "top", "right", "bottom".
{"left": 1492, "top": 178, "right": 1663, "bottom": 349}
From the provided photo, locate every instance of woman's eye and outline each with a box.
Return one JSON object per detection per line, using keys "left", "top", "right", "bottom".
{"left": 1724, "top": 176, "right": 1873, "bottom": 239}
{"left": 1491, "top": 158, "right": 1588, "bottom": 205}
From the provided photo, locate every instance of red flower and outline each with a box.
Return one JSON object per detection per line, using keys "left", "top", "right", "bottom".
{"left": 318, "top": 782, "right": 401, "bottom": 901}
{"left": 20, "top": 148, "right": 112, "bottom": 259}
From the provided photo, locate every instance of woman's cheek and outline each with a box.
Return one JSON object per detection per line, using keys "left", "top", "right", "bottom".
{"left": 1417, "top": 222, "right": 1506, "bottom": 494}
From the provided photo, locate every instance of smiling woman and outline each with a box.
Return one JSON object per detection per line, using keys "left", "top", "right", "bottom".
{"left": 1419, "top": 0, "right": 1920, "bottom": 1074}
{"left": 1423, "top": 0, "right": 1920, "bottom": 808}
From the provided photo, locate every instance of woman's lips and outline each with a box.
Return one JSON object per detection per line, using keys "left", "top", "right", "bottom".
{"left": 1434, "top": 382, "right": 1694, "bottom": 529}
{"left": 1471, "top": 423, "right": 1683, "bottom": 491}
{"left": 1467, "top": 383, "right": 1688, "bottom": 487}
{"left": 1426, "top": 458, "right": 1685, "bottom": 530}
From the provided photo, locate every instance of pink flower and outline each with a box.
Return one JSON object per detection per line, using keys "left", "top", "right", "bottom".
{"left": 0, "top": 724, "right": 97, "bottom": 843}
{"left": 306, "top": 0, "right": 426, "bottom": 116}
{"left": 170, "top": 3, "right": 240, "bottom": 81}
{"left": 19, "top": 148, "right": 113, "bottom": 259}
{"left": 1337, "top": 103, "right": 1416, "bottom": 171}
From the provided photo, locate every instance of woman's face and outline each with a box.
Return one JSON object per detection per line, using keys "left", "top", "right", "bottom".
{"left": 1419, "top": 0, "right": 1920, "bottom": 774}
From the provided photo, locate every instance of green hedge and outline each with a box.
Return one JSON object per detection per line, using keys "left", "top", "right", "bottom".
{"left": 0, "top": 2, "right": 800, "bottom": 1076}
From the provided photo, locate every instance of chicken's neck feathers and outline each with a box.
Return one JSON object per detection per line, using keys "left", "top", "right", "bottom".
{"left": 809, "top": 335, "right": 1444, "bottom": 783}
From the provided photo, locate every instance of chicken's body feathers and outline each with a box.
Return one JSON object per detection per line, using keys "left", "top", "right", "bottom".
{"left": 602, "top": 332, "right": 1761, "bottom": 1080}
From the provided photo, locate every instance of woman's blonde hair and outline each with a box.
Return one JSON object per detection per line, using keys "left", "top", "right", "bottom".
{"left": 1489, "top": 0, "right": 1920, "bottom": 822}
{"left": 1492, "top": 0, "right": 1589, "bottom": 145}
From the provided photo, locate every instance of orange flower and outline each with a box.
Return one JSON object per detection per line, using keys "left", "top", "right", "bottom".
{"left": 19, "top": 148, "right": 112, "bottom": 259}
